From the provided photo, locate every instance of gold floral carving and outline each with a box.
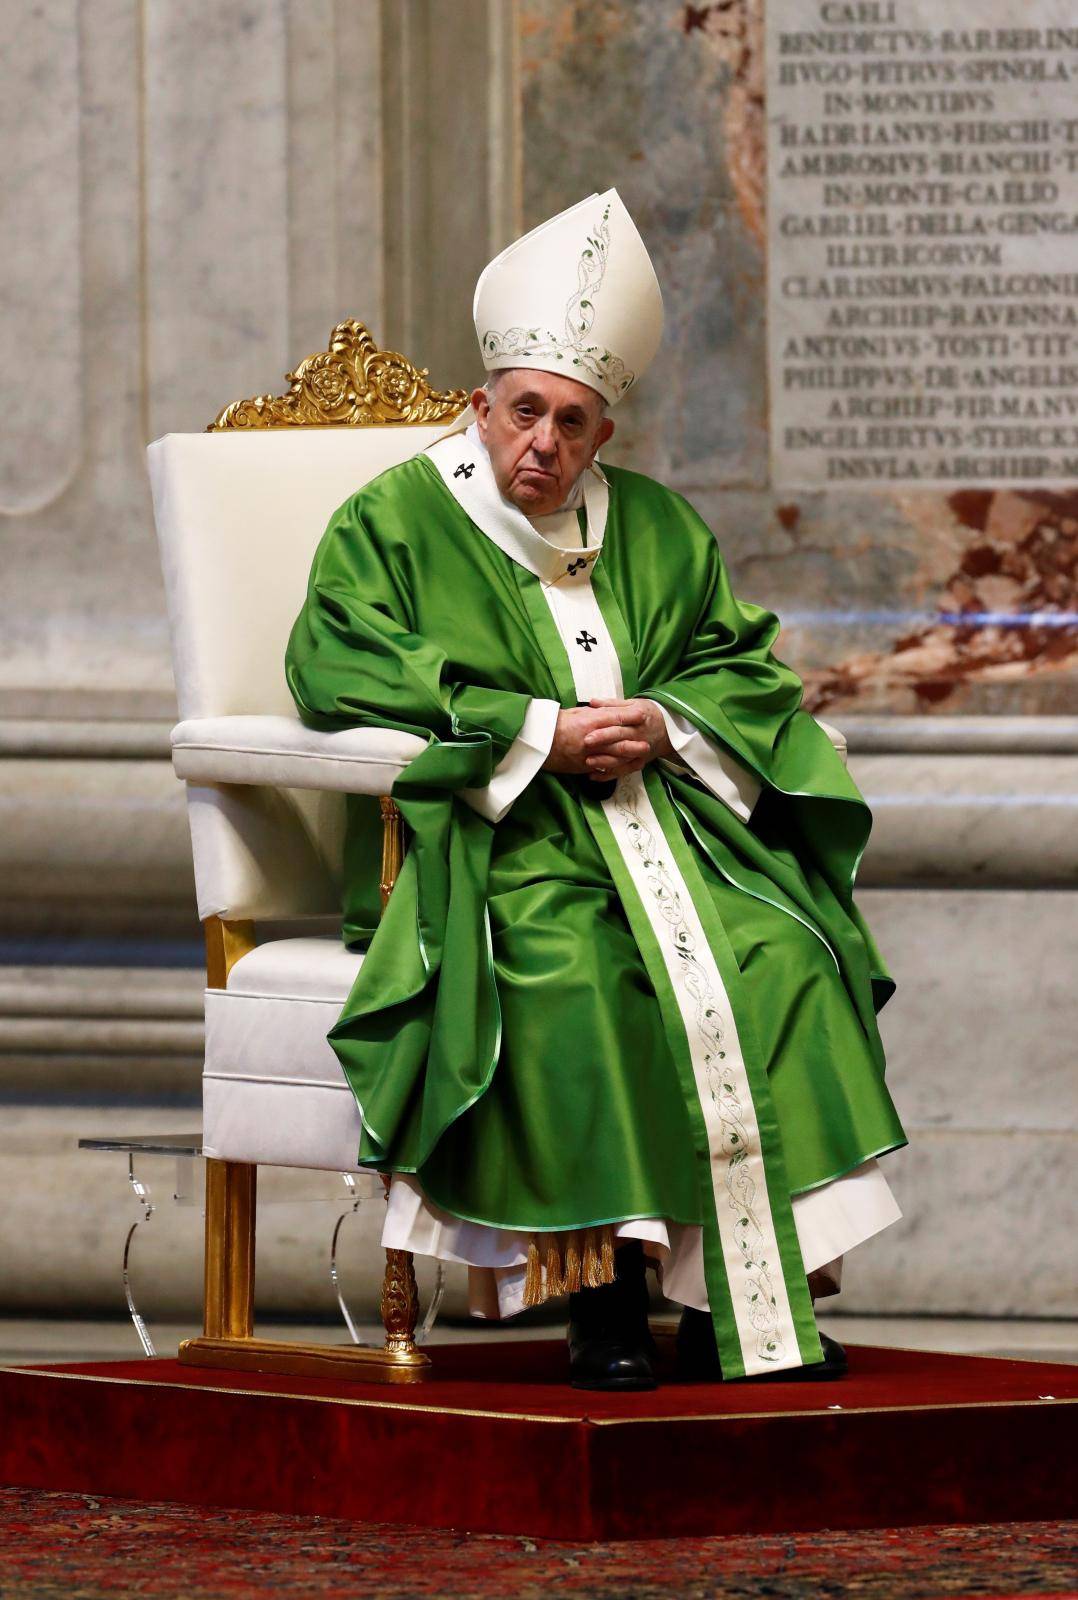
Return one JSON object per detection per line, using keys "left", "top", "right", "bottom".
{"left": 208, "top": 319, "right": 468, "bottom": 431}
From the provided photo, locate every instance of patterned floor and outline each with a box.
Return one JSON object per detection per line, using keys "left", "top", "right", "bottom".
{"left": 0, "top": 1490, "right": 1074, "bottom": 1599}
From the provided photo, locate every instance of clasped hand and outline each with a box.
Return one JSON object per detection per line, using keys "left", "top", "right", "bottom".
{"left": 543, "top": 698, "right": 674, "bottom": 780}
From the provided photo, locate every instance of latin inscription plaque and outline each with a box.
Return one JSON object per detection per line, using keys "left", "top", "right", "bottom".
{"left": 766, "top": 0, "right": 1078, "bottom": 488}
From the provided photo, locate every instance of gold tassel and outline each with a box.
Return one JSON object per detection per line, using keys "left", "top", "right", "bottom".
{"left": 582, "top": 1227, "right": 601, "bottom": 1289}
{"left": 523, "top": 1238, "right": 543, "bottom": 1308}
{"left": 600, "top": 1225, "right": 615, "bottom": 1285}
{"left": 563, "top": 1231, "right": 582, "bottom": 1293}
{"left": 543, "top": 1236, "right": 565, "bottom": 1298}
{"left": 524, "top": 1227, "right": 616, "bottom": 1306}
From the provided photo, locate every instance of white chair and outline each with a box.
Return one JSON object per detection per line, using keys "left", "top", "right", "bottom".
{"left": 147, "top": 320, "right": 468, "bottom": 1382}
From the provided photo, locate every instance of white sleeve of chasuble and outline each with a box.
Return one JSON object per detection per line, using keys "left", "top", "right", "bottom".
{"left": 647, "top": 703, "right": 762, "bottom": 824}
{"left": 459, "top": 697, "right": 561, "bottom": 824}
{"left": 814, "top": 717, "right": 849, "bottom": 765}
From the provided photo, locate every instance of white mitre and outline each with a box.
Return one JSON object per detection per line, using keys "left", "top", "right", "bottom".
{"left": 473, "top": 189, "right": 663, "bottom": 406}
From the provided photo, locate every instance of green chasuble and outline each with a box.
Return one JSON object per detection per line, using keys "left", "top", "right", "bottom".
{"left": 285, "top": 431, "right": 907, "bottom": 1378}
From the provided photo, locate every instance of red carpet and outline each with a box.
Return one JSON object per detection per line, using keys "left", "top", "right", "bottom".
{"left": 0, "top": 1489, "right": 1074, "bottom": 1599}
{"left": 1, "top": 1340, "right": 1075, "bottom": 1541}
{"left": 25, "top": 1335, "right": 1078, "bottom": 1419}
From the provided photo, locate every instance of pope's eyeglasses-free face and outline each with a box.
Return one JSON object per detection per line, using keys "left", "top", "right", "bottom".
{"left": 472, "top": 368, "right": 614, "bottom": 515}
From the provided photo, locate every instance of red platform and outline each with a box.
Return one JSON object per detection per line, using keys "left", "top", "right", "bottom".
{"left": 1, "top": 1339, "right": 1075, "bottom": 1540}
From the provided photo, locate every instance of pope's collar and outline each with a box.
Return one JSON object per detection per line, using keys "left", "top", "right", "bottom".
{"left": 424, "top": 422, "right": 609, "bottom": 586}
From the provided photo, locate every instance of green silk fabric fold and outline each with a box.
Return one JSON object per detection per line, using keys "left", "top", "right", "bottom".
{"left": 285, "top": 455, "right": 906, "bottom": 1257}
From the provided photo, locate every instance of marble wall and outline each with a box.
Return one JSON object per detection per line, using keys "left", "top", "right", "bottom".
{"left": 5, "top": 0, "right": 1073, "bottom": 724}
{"left": 0, "top": 0, "right": 1074, "bottom": 1327}
{"left": 0, "top": 0, "right": 512, "bottom": 942}
{"left": 1, "top": 1, "right": 383, "bottom": 722}
{"left": 517, "top": 0, "right": 1078, "bottom": 717}
{"left": 0, "top": 0, "right": 511, "bottom": 726}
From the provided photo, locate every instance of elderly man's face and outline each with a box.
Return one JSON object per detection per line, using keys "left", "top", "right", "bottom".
{"left": 471, "top": 369, "right": 614, "bottom": 516}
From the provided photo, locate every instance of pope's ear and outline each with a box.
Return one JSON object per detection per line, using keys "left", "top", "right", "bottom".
{"left": 470, "top": 386, "right": 491, "bottom": 436}
{"left": 597, "top": 416, "right": 615, "bottom": 449}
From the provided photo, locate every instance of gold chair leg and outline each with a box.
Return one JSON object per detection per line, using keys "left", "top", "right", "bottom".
{"left": 202, "top": 1158, "right": 256, "bottom": 1340}
{"left": 379, "top": 795, "right": 403, "bottom": 909}
{"left": 381, "top": 1248, "right": 421, "bottom": 1355}
{"left": 374, "top": 802, "right": 427, "bottom": 1364}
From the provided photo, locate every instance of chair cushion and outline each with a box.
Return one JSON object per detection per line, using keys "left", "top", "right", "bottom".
{"left": 203, "top": 935, "right": 365, "bottom": 1171}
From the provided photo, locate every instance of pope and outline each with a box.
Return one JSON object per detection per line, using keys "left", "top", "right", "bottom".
{"left": 285, "top": 190, "right": 907, "bottom": 1390}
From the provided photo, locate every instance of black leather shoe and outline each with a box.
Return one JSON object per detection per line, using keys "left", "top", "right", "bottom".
{"left": 568, "top": 1335, "right": 657, "bottom": 1391}
{"left": 677, "top": 1307, "right": 847, "bottom": 1382}
{"left": 675, "top": 1304, "right": 724, "bottom": 1381}
{"left": 568, "top": 1241, "right": 658, "bottom": 1391}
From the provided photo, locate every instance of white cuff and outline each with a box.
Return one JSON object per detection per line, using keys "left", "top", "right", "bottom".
{"left": 815, "top": 716, "right": 848, "bottom": 765}
{"left": 649, "top": 703, "right": 762, "bottom": 823}
{"left": 460, "top": 698, "right": 561, "bottom": 823}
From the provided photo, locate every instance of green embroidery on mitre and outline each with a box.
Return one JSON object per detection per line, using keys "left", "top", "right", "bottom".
{"left": 481, "top": 204, "right": 636, "bottom": 397}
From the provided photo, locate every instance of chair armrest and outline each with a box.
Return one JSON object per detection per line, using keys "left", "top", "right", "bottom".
{"left": 171, "top": 715, "right": 426, "bottom": 794}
